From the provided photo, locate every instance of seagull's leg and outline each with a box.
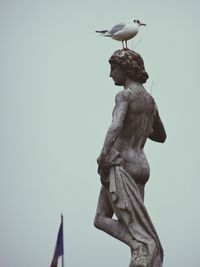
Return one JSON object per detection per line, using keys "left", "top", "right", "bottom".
{"left": 125, "top": 40, "right": 128, "bottom": 49}
{"left": 122, "top": 41, "right": 125, "bottom": 49}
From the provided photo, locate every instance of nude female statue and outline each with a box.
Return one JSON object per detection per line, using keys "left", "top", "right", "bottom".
{"left": 94, "top": 50, "right": 166, "bottom": 267}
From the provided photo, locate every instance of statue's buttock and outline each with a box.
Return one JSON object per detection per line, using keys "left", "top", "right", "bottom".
{"left": 122, "top": 149, "right": 150, "bottom": 185}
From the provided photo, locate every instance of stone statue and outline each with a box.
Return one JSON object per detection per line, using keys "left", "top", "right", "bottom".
{"left": 94, "top": 49, "right": 166, "bottom": 267}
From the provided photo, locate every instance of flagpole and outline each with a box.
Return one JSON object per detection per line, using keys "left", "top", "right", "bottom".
{"left": 61, "top": 213, "right": 64, "bottom": 267}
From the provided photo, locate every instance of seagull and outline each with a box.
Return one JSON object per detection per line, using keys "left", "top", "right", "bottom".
{"left": 96, "top": 19, "right": 146, "bottom": 49}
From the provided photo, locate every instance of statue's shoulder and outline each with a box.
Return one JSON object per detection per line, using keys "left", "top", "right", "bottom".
{"left": 115, "top": 89, "right": 132, "bottom": 103}
{"left": 147, "top": 93, "right": 158, "bottom": 116}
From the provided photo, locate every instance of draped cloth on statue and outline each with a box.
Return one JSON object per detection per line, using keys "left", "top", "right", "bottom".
{"left": 99, "top": 149, "right": 164, "bottom": 267}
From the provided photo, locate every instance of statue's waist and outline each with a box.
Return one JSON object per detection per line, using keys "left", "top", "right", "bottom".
{"left": 99, "top": 149, "right": 149, "bottom": 186}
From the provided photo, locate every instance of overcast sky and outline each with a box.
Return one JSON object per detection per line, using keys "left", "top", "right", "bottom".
{"left": 1, "top": 0, "right": 200, "bottom": 266}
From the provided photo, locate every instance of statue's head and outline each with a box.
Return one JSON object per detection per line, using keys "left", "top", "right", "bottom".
{"left": 109, "top": 49, "right": 149, "bottom": 85}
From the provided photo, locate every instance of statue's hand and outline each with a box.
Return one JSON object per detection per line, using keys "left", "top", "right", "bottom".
{"left": 97, "top": 154, "right": 106, "bottom": 168}
{"left": 97, "top": 154, "right": 110, "bottom": 185}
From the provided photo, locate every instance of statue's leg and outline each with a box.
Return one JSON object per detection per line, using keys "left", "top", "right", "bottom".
{"left": 94, "top": 185, "right": 137, "bottom": 249}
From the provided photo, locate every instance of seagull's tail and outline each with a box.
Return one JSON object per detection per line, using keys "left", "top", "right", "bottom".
{"left": 95, "top": 30, "right": 108, "bottom": 34}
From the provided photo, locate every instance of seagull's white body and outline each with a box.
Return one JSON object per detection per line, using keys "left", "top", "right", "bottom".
{"left": 96, "top": 18, "right": 146, "bottom": 49}
{"left": 104, "top": 21, "right": 139, "bottom": 41}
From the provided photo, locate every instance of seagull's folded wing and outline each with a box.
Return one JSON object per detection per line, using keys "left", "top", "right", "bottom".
{"left": 108, "top": 23, "right": 126, "bottom": 35}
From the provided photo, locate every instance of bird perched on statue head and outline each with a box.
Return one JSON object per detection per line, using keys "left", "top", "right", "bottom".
{"left": 96, "top": 18, "right": 146, "bottom": 49}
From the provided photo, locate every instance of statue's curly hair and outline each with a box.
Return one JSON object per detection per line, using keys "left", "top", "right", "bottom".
{"left": 109, "top": 50, "right": 149, "bottom": 84}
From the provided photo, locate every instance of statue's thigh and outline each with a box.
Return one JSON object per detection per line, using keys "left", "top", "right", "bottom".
{"left": 96, "top": 185, "right": 114, "bottom": 218}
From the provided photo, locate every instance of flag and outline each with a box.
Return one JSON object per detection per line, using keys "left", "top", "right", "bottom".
{"left": 50, "top": 216, "right": 64, "bottom": 267}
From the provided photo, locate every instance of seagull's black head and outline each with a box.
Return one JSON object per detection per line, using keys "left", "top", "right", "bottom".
{"left": 133, "top": 19, "right": 146, "bottom": 26}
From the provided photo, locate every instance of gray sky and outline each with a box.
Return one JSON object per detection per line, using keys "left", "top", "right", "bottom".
{"left": 1, "top": 0, "right": 200, "bottom": 266}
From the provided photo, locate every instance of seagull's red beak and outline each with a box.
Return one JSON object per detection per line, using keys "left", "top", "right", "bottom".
{"left": 139, "top": 22, "right": 147, "bottom": 26}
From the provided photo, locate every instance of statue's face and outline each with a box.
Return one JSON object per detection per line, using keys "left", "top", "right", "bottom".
{"left": 110, "top": 64, "right": 126, "bottom": 86}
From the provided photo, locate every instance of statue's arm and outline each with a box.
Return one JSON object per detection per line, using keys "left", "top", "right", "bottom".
{"left": 148, "top": 110, "right": 166, "bottom": 143}
{"left": 98, "top": 90, "right": 130, "bottom": 161}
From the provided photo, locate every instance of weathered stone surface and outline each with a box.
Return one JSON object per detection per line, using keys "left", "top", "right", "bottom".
{"left": 94, "top": 49, "right": 166, "bottom": 267}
